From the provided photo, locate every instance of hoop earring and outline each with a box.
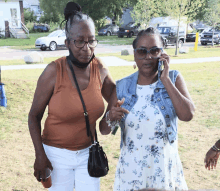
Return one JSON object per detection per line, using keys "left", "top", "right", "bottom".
{"left": 133, "top": 63, "right": 137, "bottom": 69}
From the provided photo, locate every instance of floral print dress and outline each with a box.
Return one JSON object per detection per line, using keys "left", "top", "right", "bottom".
{"left": 114, "top": 81, "right": 188, "bottom": 191}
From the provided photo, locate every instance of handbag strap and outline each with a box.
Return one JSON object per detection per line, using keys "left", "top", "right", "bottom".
{"left": 66, "top": 57, "right": 98, "bottom": 144}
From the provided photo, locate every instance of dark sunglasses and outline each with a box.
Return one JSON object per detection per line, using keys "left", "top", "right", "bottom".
{"left": 134, "top": 47, "right": 163, "bottom": 59}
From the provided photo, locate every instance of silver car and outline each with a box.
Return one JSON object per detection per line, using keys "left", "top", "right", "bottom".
{"left": 35, "top": 30, "right": 66, "bottom": 51}
{"left": 98, "top": 24, "right": 119, "bottom": 36}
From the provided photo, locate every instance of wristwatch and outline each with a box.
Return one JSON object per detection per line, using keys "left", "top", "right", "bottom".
{"left": 212, "top": 145, "right": 220, "bottom": 152}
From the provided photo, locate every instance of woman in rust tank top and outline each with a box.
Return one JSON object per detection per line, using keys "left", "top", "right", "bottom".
{"left": 28, "top": 2, "right": 115, "bottom": 190}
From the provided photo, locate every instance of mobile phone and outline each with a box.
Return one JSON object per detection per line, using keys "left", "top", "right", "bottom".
{"left": 158, "top": 60, "right": 163, "bottom": 77}
{"left": 111, "top": 123, "right": 119, "bottom": 135}
{"left": 111, "top": 103, "right": 120, "bottom": 135}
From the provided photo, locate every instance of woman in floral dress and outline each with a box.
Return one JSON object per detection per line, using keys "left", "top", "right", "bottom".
{"left": 99, "top": 27, "right": 195, "bottom": 191}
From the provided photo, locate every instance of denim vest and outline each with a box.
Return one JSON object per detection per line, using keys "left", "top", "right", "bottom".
{"left": 116, "top": 70, "right": 179, "bottom": 149}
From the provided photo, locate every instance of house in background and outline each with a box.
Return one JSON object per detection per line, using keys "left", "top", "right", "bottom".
{"left": 120, "top": 8, "right": 134, "bottom": 26}
{"left": 149, "top": 17, "right": 189, "bottom": 28}
{"left": 102, "top": 8, "right": 133, "bottom": 27}
{"left": 149, "top": 17, "right": 195, "bottom": 34}
{"left": 0, "top": 0, "right": 29, "bottom": 38}
{"left": 23, "top": 0, "right": 42, "bottom": 21}
{"left": 192, "top": 20, "right": 210, "bottom": 30}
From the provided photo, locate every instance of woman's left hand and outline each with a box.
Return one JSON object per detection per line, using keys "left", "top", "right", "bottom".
{"left": 159, "top": 52, "right": 170, "bottom": 81}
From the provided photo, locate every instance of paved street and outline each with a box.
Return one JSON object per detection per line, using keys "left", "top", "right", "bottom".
{"left": 0, "top": 44, "right": 133, "bottom": 60}
{"left": 2, "top": 56, "right": 220, "bottom": 71}
{"left": 1, "top": 41, "right": 219, "bottom": 71}
{"left": 0, "top": 42, "right": 200, "bottom": 61}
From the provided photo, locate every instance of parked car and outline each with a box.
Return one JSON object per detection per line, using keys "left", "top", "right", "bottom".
{"left": 186, "top": 28, "right": 204, "bottom": 42}
{"left": 0, "top": 33, "right": 4, "bottom": 38}
{"left": 35, "top": 30, "right": 66, "bottom": 51}
{"left": 33, "top": 24, "right": 50, "bottom": 32}
{"left": 157, "top": 26, "right": 186, "bottom": 48}
{"left": 118, "top": 22, "right": 140, "bottom": 38}
{"left": 160, "top": 36, "right": 167, "bottom": 48}
{"left": 98, "top": 24, "right": 119, "bottom": 36}
{"left": 200, "top": 27, "right": 220, "bottom": 45}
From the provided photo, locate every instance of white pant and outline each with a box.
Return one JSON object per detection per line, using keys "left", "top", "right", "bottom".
{"left": 43, "top": 144, "right": 100, "bottom": 191}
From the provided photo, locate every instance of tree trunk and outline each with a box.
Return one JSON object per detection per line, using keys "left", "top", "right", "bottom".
{"left": 175, "top": 22, "right": 180, "bottom": 56}
{"left": 186, "top": 22, "right": 188, "bottom": 35}
{"left": 175, "top": 1, "right": 182, "bottom": 56}
{"left": 112, "top": 12, "right": 117, "bottom": 24}
{"left": 212, "top": 23, "right": 215, "bottom": 46}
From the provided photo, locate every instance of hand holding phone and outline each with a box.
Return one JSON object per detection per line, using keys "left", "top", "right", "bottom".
{"left": 158, "top": 60, "right": 163, "bottom": 77}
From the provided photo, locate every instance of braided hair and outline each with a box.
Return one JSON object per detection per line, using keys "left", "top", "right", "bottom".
{"left": 61, "top": 2, "right": 95, "bottom": 43}
{"left": 132, "top": 27, "right": 163, "bottom": 49}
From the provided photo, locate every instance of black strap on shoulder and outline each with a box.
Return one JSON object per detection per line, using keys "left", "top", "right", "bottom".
{"left": 66, "top": 57, "right": 98, "bottom": 144}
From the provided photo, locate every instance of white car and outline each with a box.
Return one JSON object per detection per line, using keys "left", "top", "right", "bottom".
{"left": 35, "top": 30, "right": 66, "bottom": 51}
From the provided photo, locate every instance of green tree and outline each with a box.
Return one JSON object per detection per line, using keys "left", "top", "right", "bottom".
{"left": 161, "top": 0, "right": 205, "bottom": 55}
{"left": 202, "top": 0, "right": 220, "bottom": 46}
{"left": 186, "top": 0, "right": 207, "bottom": 21}
{"left": 39, "top": 12, "right": 60, "bottom": 23}
{"left": 131, "top": 0, "right": 168, "bottom": 27}
{"left": 24, "top": 8, "right": 37, "bottom": 23}
{"left": 39, "top": 0, "right": 137, "bottom": 30}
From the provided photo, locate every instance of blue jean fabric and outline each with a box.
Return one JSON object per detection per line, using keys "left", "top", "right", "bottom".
{"left": 0, "top": 83, "right": 7, "bottom": 107}
{"left": 116, "top": 70, "right": 180, "bottom": 149}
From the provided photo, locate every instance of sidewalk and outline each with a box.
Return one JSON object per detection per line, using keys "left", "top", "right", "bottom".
{"left": 1, "top": 56, "right": 220, "bottom": 71}
{"left": 0, "top": 45, "right": 133, "bottom": 60}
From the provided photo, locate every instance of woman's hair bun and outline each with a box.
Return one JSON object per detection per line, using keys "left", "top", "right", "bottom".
{"left": 64, "top": 2, "right": 82, "bottom": 20}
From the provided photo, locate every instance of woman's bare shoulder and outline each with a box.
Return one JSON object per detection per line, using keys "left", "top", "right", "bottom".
{"left": 40, "top": 62, "right": 57, "bottom": 80}
{"left": 95, "top": 57, "right": 108, "bottom": 70}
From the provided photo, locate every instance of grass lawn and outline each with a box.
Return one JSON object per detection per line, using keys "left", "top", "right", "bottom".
{"left": 0, "top": 57, "right": 60, "bottom": 66}
{"left": 96, "top": 35, "right": 135, "bottom": 45}
{"left": 0, "top": 61, "right": 220, "bottom": 190}
{"left": 0, "top": 32, "right": 50, "bottom": 49}
{"left": 1, "top": 30, "right": 220, "bottom": 62}
{"left": 0, "top": 34, "right": 134, "bottom": 50}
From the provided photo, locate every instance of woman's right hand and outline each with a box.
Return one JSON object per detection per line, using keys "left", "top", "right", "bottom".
{"left": 108, "top": 98, "right": 129, "bottom": 121}
{"left": 34, "top": 153, "right": 53, "bottom": 182}
{"left": 204, "top": 148, "right": 219, "bottom": 170}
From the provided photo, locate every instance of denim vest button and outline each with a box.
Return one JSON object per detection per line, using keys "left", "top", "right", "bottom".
{"left": 161, "top": 106, "right": 165, "bottom": 109}
{"left": 169, "top": 132, "right": 172, "bottom": 135}
{"left": 157, "top": 98, "right": 161, "bottom": 101}
{"left": 167, "top": 124, "right": 171, "bottom": 127}
{"left": 165, "top": 115, "right": 169, "bottom": 118}
{"left": 171, "top": 140, "right": 174, "bottom": 143}
{"left": 155, "top": 89, "right": 159, "bottom": 93}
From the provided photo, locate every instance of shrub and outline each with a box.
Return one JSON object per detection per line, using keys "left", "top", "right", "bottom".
{"left": 25, "top": 21, "right": 61, "bottom": 34}
{"left": 47, "top": 22, "right": 60, "bottom": 32}
{"left": 95, "top": 18, "right": 109, "bottom": 32}
{"left": 0, "top": 27, "right": 5, "bottom": 38}
{"left": 39, "top": 13, "right": 60, "bottom": 23}
{"left": 24, "top": 8, "right": 37, "bottom": 23}
{"left": 25, "top": 22, "right": 35, "bottom": 33}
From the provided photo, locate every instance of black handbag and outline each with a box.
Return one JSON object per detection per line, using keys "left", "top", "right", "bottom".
{"left": 67, "top": 57, "right": 109, "bottom": 178}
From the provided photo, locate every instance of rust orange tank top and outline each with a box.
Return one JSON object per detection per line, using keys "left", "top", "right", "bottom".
{"left": 42, "top": 57, "right": 105, "bottom": 151}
